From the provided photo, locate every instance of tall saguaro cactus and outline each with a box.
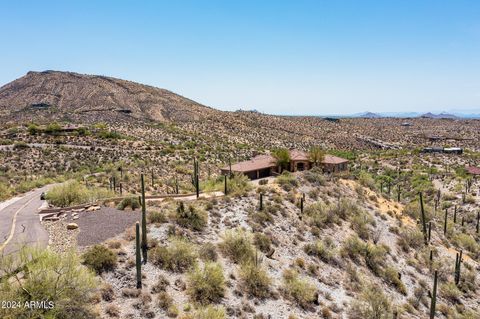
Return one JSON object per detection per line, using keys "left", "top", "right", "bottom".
{"left": 141, "top": 174, "right": 148, "bottom": 263}
{"left": 476, "top": 211, "right": 479, "bottom": 233}
{"left": 419, "top": 192, "right": 428, "bottom": 245}
{"left": 259, "top": 193, "right": 263, "bottom": 211}
{"left": 300, "top": 194, "right": 304, "bottom": 214}
{"left": 454, "top": 250, "right": 463, "bottom": 285}
{"left": 429, "top": 270, "right": 438, "bottom": 319}
{"left": 135, "top": 222, "right": 142, "bottom": 289}
{"left": 224, "top": 175, "right": 228, "bottom": 195}
{"left": 444, "top": 208, "right": 448, "bottom": 235}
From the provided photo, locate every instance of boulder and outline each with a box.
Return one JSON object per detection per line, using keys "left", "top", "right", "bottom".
{"left": 86, "top": 205, "right": 101, "bottom": 212}
{"left": 66, "top": 223, "right": 78, "bottom": 230}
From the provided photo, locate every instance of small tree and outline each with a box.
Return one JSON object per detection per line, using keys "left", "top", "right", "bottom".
{"left": 309, "top": 146, "right": 325, "bottom": 167}
{"left": 272, "top": 148, "right": 291, "bottom": 172}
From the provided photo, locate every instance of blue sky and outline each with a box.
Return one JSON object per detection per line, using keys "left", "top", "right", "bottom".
{"left": 1, "top": 1, "right": 480, "bottom": 115}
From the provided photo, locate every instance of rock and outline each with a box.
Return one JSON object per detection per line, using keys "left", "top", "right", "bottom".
{"left": 73, "top": 216, "right": 79, "bottom": 220}
{"left": 66, "top": 223, "right": 78, "bottom": 230}
{"left": 86, "top": 205, "right": 101, "bottom": 212}
{"left": 43, "top": 216, "right": 60, "bottom": 221}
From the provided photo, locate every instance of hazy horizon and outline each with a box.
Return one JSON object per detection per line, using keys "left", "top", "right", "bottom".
{"left": 2, "top": 1, "right": 480, "bottom": 115}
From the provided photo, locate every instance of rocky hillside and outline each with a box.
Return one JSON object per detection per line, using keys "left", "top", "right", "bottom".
{"left": 0, "top": 71, "right": 217, "bottom": 124}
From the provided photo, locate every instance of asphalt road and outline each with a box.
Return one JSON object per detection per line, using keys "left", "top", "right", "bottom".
{"left": 0, "top": 185, "right": 51, "bottom": 255}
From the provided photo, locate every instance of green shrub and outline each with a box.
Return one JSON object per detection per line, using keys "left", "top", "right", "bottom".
{"left": 176, "top": 202, "right": 208, "bottom": 231}
{"left": 82, "top": 245, "right": 117, "bottom": 274}
{"left": 148, "top": 210, "right": 167, "bottom": 224}
{"left": 276, "top": 171, "right": 298, "bottom": 191}
{"left": 0, "top": 247, "right": 97, "bottom": 319}
{"left": 303, "top": 167, "right": 326, "bottom": 186}
{"left": 253, "top": 232, "right": 272, "bottom": 253}
{"left": 191, "top": 305, "right": 226, "bottom": 319}
{"left": 397, "top": 228, "right": 424, "bottom": 252}
{"left": 117, "top": 196, "right": 141, "bottom": 210}
{"left": 239, "top": 261, "right": 271, "bottom": 298}
{"left": 151, "top": 239, "right": 197, "bottom": 272}
{"left": 364, "top": 243, "right": 388, "bottom": 274}
{"left": 0, "top": 182, "right": 12, "bottom": 201}
{"left": 282, "top": 269, "right": 317, "bottom": 308}
{"left": 348, "top": 285, "right": 392, "bottom": 319}
{"left": 382, "top": 267, "right": 407, "bottom": 295}
{"left": 341, "top": 235, "right": 366, "bottom": 262}
{"left": 227, "top": 173, "right": 252, "bottom": 196}
{"left": 199, "top": 242, "right": 218, "bottom": 262}
{"left": 441, "top": 282, "right": 461, "bottom": 303}
{"left": 220, "top": 228, "right": 255, "bottom": 263}
{"left": 187, "top": 262, "right": 225, "bottom": 304}
{"left": 47, "top": 180, "right": 113, "bottom": 207}
{"left": 304, "top": 240, "right": 333, "bottom": 263}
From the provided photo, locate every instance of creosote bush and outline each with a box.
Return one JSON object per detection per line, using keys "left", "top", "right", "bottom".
{"left": 179, "top": 305, "right": 226, "bottom": 319}
{"left": 151, "top": 239, "right": 197, "bottom": 272}
{"left": 220, "top": 228, "right": 255, "bottom": 263}
{"left": 46, "top": 180, "right": 113, "bottom": 207}
{"left": 282, "top": 269, "right": 317, "bottom": 309}
{"left": 239, "top": 261, "right": 272, "bottom": 298}
{"left": 0, "top": 247, "right": 98, "bottom": 319}
{"left": 82, "top": 245, "right": 117, "bottom": 274}
{"left": 117, "top": 196, "right": 141, "bottom": 210}
{"left": 176, "top": 202, "right": 208, "bottom": 231}
{"left": 187, "top": 262, "right": 225, "bottom": 305}
{"left": 348, "top": 284, "right": 392, "bottom": 319}
{"left": 148, "top": 210, "right": 167, "bottom": 224}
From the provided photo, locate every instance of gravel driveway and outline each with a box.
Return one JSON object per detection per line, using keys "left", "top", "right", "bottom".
{"left": 68, "top": 207, "right": 141, "bottom": 246}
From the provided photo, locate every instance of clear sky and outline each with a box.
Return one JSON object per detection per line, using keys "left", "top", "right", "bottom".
{"left": 1, "top": 1, "right": 480, "bottom": 115}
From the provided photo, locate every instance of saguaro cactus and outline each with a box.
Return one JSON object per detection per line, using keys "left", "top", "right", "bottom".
{"left": 444, "top": 208, "right": 448, "bottom": 235}
{"left": 419, "top": 192, "right": 428, "bottom": 245}
{"left": 141, "top": 174, "right": 148, "bottom": 263}
{"left": 476, "top": 211, "right": 479, "bottom": 233}
{"left": 397, "top": 184, "right": 401, "bottom": 202}
{"left": 428, "top": 221, "right": 432, "bottom": 243}
{"left": 151, "top": 169, "right": 155, "bottom": 188}
{"left": 259, "top": 193, "right": 263, "bottom": 211}
{"left": 175, "top": 176, "right": 179, "bottom": 194}
{"left": 135, "top": 222, "right": 142, "bottom": 289}
{"left": 429, "top": 270, "right": 438, "bottom": 319}
{"left": 454, "top": 250, "right": 463, "bottom": 285}
{"left": 453, "top": 205, "right": 457, "bottom": 223}
{"left": 224, "top": 175, "right": 228, "bottom": 195}
{"left": 300, "top": 194, "right": 304, "bottom": 214}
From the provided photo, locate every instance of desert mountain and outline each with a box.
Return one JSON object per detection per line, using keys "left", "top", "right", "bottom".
{"left": 0, "top": 71, "right": 217, "bottom": 123}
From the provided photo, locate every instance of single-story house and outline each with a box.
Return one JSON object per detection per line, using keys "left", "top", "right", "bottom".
{"left": 221, "top": 149, "right": 349, "bottom": 179}
{"left": 322, "top": 155, "right": 349, "bottom": 173}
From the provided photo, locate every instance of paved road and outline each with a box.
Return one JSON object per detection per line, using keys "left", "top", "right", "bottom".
{"left": 0, "top": 185, "right": 51, "bottom": 255}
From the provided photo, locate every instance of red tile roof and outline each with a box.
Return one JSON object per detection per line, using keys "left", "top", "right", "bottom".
{"left": 466, "top": 166, "right": 480, "bottom": 175}
{"left": 289, "top": 149, "right": 309, "bottom": 161}
{"left": 322, "top": 155, "right": 349, "bottom": 165}
{"left": 221, "top": 154, "right": 276, "bottom": 173}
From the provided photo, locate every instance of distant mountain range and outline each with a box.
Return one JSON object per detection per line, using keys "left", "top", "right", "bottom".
{"left": 345, "top": 111, "right": 480, "bottom": 119}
